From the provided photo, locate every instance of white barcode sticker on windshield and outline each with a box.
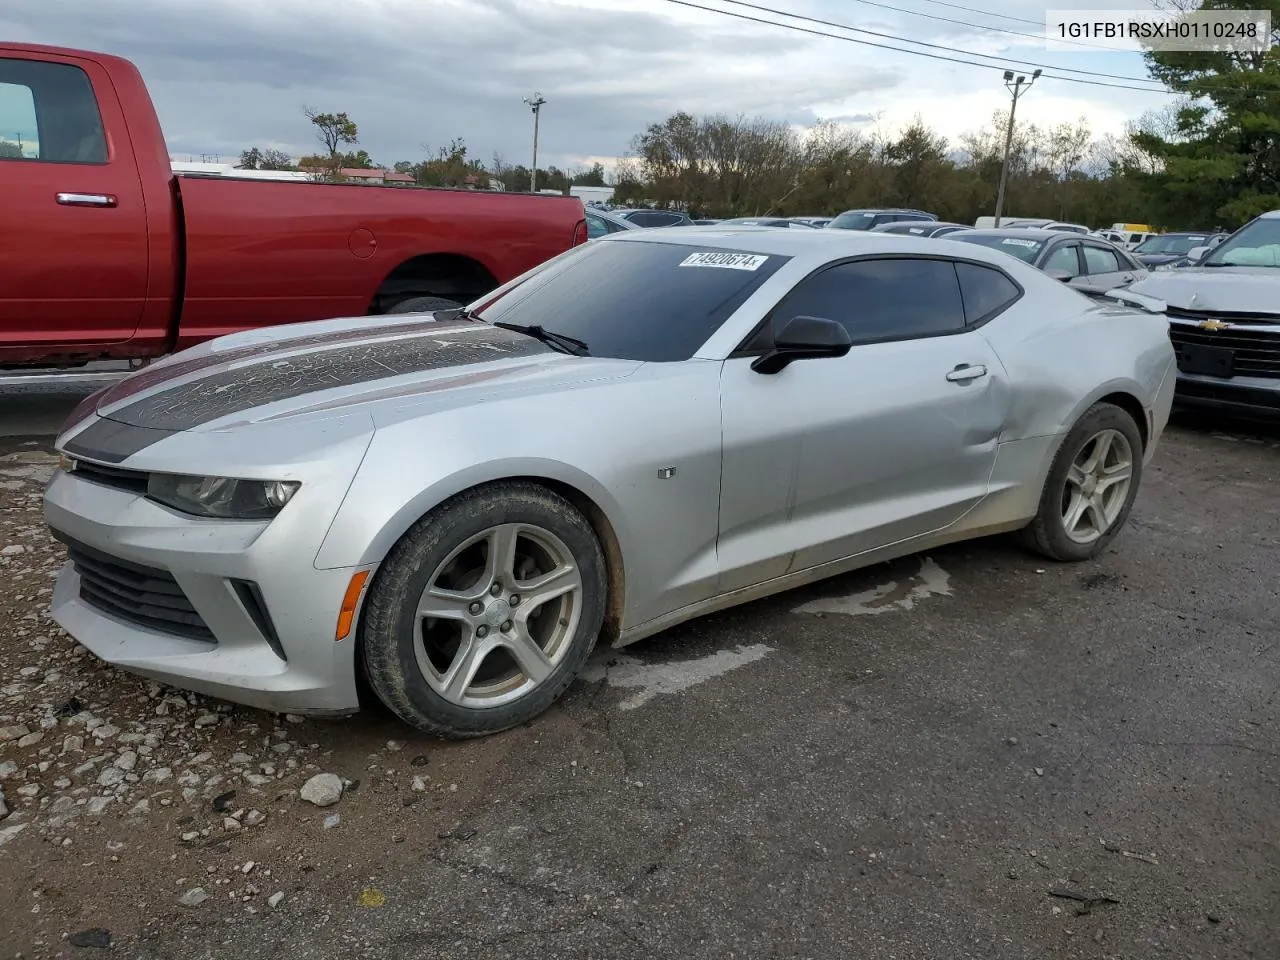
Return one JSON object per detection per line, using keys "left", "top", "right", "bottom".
{"left": 1001, "top": 238, "right": 1038, "bottom": 248}
{"left": 679, "top": 251, "right": 769, "bottom": 271}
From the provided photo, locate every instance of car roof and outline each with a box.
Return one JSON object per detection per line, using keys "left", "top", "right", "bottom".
{"left": 835, "top": 207, "right": 932, "bottom": 215}
{"left": 958, "top": 228, "right": 1065, "bottom": 240}
{"left": 601, "top": 223, "right": 1038, "bottom": 271}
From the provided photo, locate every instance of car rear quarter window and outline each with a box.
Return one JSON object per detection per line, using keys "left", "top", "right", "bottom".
{"left": 775, "top": 257, "right": 966, "bottom": 344}
{"left": 955, "top": 262, "right": 1021, "bottom": 324}
{"left": 475, "top": 240, "right": 790, "bottom": 362}
{"left": 0, "top": 58, "right": 106, "bottom": 164}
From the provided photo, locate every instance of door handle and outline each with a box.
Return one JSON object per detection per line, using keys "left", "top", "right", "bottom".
{"left": 946, "top": 363, "right": 988, "bottom": 383}
{"left": 57, "top": 192, "right": 117, "bottom": 208}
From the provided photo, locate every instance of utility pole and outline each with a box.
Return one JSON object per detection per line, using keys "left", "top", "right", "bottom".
{"left": 993, "top": 68, "right": 1040, "bottom": 228}
{"left": 523, "top": 93, "right": 546, "bottom": 193}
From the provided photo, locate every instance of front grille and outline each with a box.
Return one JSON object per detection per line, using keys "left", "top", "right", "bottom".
{"left": 1168, "top": 318, "right": 1280, "bottom": 380}
{"left": 72, "top": 460, "right": 150, "bottom": 495}
{"left": 52, "top": 532, "right": 214, "bottom": 642}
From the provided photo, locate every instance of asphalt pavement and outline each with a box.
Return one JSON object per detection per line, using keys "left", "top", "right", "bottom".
{"left": 1, "top": 382, "right": 1277, "bottom": 960}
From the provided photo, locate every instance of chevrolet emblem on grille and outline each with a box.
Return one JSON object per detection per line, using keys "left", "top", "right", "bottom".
{"left": 1198, "top": 319, "right": 1231, "bottom": 331}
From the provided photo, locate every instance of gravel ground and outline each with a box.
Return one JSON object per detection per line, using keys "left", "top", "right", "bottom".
{"left": 1, "top": 412, "right": 1277, "bottom": 959}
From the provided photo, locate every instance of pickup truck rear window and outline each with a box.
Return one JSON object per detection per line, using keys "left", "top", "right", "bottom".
{"left": 0, "top": 59, "right": 106, "bottom": 164}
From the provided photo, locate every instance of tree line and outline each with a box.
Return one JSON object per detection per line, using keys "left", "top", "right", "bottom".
{"left": 235, "top": 0, "right": 1278, "bottom": 230}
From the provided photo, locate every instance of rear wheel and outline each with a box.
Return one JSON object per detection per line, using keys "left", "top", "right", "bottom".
{"left": 1018, "top": 402, "right": 1143, "bottom": 562}
{"left": 385, "top": 295, "right": 463, "bottom": 315}
{"left": 360, "top": 482, "right": 607, "bottom": 738}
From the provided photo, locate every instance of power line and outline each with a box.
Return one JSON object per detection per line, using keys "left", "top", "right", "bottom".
{"left": 708, "top": 0, "right": 1164, "bottom": 86}
{"left": 837, "top": 0, "right": 1150, "bottom": 58}
{"left": 908, "top": 0, "right": 1044, "bottom": 28}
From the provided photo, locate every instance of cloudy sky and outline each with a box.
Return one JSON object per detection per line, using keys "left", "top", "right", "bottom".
{"left": 3, "top": 0, "right": 1176, "bottom": 172}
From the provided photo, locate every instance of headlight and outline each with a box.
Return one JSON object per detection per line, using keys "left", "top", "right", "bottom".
{"left": 1153, "top": 262, "right": 1178, "bottom": 271}
{"left": 146, "top": 474, "right": 300, "bottom": 520}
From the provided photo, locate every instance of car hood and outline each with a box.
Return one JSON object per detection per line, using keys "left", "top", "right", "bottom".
{"left": 1136, "top": 253, "right": 1183, "bottom": 266}
{"left": 1125, "top": 266, "right": 1280, "bottom": 316}
{"left": 86, "top": 315, "right": 640, "bottom": 434}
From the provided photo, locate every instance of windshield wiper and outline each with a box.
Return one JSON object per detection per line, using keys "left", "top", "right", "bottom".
{"left": 492, "top": 322, "right": 590, "bottom": 356}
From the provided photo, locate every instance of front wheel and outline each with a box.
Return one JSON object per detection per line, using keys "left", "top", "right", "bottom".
{"left": 360, "top": 482, "right": 607, "bottom": 738}
{"left": 1017, "top": 402, "right": 1144, "bottom": 562}
{"left": 384, "top": 295, "right": 463, "bottom": 315}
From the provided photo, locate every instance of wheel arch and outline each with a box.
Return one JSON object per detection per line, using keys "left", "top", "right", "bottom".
{"left": 350, "top": 464, "right": 629, "bottom": 645}
{"left": 370, "top": 252, "right": 500, "bottom": 314}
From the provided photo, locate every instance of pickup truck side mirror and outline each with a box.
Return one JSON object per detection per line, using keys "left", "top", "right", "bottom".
{"left": 751, "top": 315, "right": 852, "bottom": 374}
{"left": 1186, "top": 246, "right": 1209, "bottom": 262}
{"left": 1045, "top": 269, "right": 1074, "bottom": 282}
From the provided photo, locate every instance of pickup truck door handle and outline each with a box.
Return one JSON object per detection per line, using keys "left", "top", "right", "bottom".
{"left": 57, "top": 192, "right": 118, "bottom": 208}
{"left": 946, "top": 363, "right": 988, "bottom": 383}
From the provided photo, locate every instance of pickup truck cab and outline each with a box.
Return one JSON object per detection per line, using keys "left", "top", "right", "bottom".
{"left": 0, "top": 44, "right": 588, "bottom": 367}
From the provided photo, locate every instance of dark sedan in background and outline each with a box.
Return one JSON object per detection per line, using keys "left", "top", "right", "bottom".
{"left": 951, "top": 228, "right": 1146, "bottom": 295}
{"left": 613, "top": 209, "right": 695, "bottom": 228}
{"left": 825, "top": 208, "right": 938, "bottom": 230}
{"left": 1131, "top": 231, "right": 1227, "bottom": 269}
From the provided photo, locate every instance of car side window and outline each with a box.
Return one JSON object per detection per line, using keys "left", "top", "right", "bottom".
{"left": 1082, "top": 245, "right": 1123, "bottom": 274}
{"left": 0, "top": 58, "right": 107, "bottom": 164}
{"left": 586, "top": 214, "right": 609, "bottom": 240}
{"left": 955, "top": 262, "right": 1021, "bottom": 324}
{"left": 1043, "top": 243, "right": 1081, "bottom": 277}
{"left": 775, "top": 258, "right": 967, "bottom": 345}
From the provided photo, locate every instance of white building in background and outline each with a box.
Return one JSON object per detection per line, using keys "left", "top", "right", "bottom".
{"left": 170, "top": 159, "right": 310, "bottom": 182}
{"left": 570, "top": 185, "right": 614, "bottom": 205}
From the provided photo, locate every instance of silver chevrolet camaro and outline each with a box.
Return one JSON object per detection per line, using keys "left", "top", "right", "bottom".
{"left": 45, "top": 228, "right": 1176, "bottom": 737}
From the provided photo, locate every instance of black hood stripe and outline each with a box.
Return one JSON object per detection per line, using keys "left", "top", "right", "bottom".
{"left": 97, "top": 317, "right": 478, "bottom": 411}
{"left": 63, "top": 419, "right": 177, "bottom": 465}
{"left": 102, "top": 325, "right": 550, "bottom": 432}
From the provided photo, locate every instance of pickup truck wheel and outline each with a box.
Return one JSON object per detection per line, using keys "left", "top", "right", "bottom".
{"left": 385, "top": 295, "right": 463, "bottom": 315}
{"left": 1017, "top": 402, "right": 1144, "bottom": 562}
{"left": 360, "top": 481, "right": 607, "bottom": 738}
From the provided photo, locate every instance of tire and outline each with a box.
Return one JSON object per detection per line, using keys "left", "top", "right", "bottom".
{"left": 385, "top": 295, "right": 464, "bottom": 315}
{"left": 1017, "top": 402, "right": 1144, "bottom": 562}
{"left": 360, "top": 481, "right": 607, "bottom": 738}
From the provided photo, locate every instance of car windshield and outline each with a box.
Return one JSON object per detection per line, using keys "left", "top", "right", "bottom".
{"left": 473, "top": 239, "right": 789, "bottom": 362}
{"left": 1204, "top": 218, "right": 1280, "bottom": 267}
{"left": 1134, "top": 234, "right": 1208, "bottom": 255}
{"left": 827, "top": 212, "right": 877, "bottom": 230}
{"left": 950, "top": 233, "right": 1045, "bottom": 264}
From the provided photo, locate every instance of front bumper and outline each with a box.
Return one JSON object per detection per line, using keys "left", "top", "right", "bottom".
{"left": 44, "top": 465, "right": 370, "bottom": 715}
{"left": 1173, "top": 371, "right": 1280, "bottom": 418}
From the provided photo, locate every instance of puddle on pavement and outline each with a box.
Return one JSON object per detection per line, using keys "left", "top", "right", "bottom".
{"left": 582, "top": 643, "right": 773, "bottom": 710}
{"left": 792, "top": 557, "right": 952, "bottom": 617}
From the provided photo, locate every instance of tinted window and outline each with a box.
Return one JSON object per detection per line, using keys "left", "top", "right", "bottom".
{"left": 828, "top": 211, "right": 876, "bottom": 230}
{"left": 475, "top": 240, "right": 789, "bottom": 362}
{"left": 0, "top": 58, "right": 106, "bottom": 163}
{"left": 586, "top": 213, "right": 610, "bottom": 240}
{"left": 1043, "top": 244, "right": 1081, "bottom": 276}
{"left": 953, "top": 233, "right": 1044, "bottom": 264}
{"left": 1082, "top": 245, "right": 1123, "bottom": 274}
{"left": 956, "top": 263, "right": 1020, "bottom": 323}
{"left": 775, "top": 258, "right": 966, "bottom": 344}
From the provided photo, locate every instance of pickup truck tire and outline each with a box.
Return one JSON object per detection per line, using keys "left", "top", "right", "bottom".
{"left": 1017, "top": 402, "right": 1144, "bottom": 562}
{"left": 359, "top": 481, "right": 607, "bottom": 738}
{"left": 385, "top": 296, "right": 464, "bottom": 315}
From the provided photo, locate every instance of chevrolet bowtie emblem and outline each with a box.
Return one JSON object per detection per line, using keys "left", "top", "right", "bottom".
{"left": 1198, "top": 319, "right": 1231, "bottom": 331}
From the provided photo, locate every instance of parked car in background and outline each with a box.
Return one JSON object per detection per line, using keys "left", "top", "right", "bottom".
{"left": 692, "top": 219, "right": 722, "bottom": 225}
{"left": 0, "top": 43, "right": 588, "bottom": 368}
{"left": 826, "top": 208, "right": 938, "bottom": 230}
{"left": 1041, "top": 222, "right": 1091, "bottom": 235}
{"left": 585, "top": 207, "right": 640, "bottom": 239}
{"left": 718, "top": 217, "right": 813, "bottom": 229}
{"left": 791, "top": 217, "right": 832, "bottom": 228}
{"left": 871, "top": 221, "right": 971, "bottom": 238}
{"left": 1122, "top": 210, "right": 1280, "bottom": 417}
{"left": 613, "top": 209, "right": 695, "bottom": 228}
{"left": 1132, "top": 231, "right": 1227, "bottom": 269}
{"left": 951, "top": 228, "right": 1146, "bottom": 296}
{"left": 46, "top": 227, "right": 1174, "bottom": 736}
{"left": 1095, "top": 228, "right": 1153, "bottom": 250}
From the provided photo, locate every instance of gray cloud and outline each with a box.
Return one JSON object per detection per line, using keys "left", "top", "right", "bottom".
{"left": 1, "top": 0, "right": 906, "bottom": 168}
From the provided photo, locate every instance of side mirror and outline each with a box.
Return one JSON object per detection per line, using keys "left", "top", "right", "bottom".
{"left": 1186, "top": 246, "right": 1209, "bottom": 262}
{"left": 1045, "top": 269, "right": 1073, "bottom": 282}
{"left": 751, "top": 315, "right": 852, "bottom": 374}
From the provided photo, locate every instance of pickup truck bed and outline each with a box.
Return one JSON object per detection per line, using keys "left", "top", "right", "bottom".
{"left": 0, "top": 43, "right": 587, "bottom": 367}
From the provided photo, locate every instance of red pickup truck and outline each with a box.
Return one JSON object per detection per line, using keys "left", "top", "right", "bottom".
{"left": 0, "top": 43, "right": 588, "bottom": 367}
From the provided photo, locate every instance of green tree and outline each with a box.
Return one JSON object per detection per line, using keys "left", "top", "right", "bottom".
{"left": 0, "top": 139, "right": 23, "bottom": 159}
{"left": 1133, "top": 0, "right": 1280, "bottom": 226}
{"left": 238, "top": 146, "right": 295, "bottom": 170}
{"left": 303, "top": 108, "right": 359, "bottom": 181}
